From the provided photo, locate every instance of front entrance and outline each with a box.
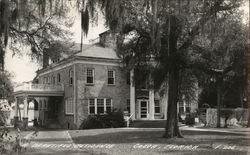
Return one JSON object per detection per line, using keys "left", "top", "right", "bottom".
{"left": 139, "top": 100, "right": 148, "bottom": 119}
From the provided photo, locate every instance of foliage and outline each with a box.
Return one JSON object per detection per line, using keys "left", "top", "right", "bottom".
{"left": 185, "top": 113, "right": 195, "bottom": 126}
{"left": 0, "top": 71, "right": 14, "bottom": 102}
{"left": 0, "top": 0, "right": 75, "bottom": 70}
{"left": 77, "top": 0, "right": 245, "bottom": 137}
{"left": 80, "top": 110, "right": 125, "bottom": 129}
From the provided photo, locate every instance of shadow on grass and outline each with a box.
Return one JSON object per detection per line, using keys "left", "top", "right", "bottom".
{"left": 70, "top": 129, "right": 250, "bottom": 146}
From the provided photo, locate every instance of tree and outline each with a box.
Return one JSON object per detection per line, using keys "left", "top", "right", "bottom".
{"left": 191, "top": 10, "right": 247, "bottom": 127}
{"left": 77, "top": 0, "right": 244, "bottom": 138}
{"left": 0, "top": 0, "right": 245, "bottom": 138}
{"left": 0, "top": 71, "right": 14, "bottom": 102}
{"left": 0, "top": 0, "right": 73, "bottom": 71}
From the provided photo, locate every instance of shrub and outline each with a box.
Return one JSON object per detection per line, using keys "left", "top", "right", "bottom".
{"left": 185, "top": 113, "right": 195, "bottom": 126}
{"left": 80, "top": 109, "right": 125, "bottom": 129}
{"left": 221, "top": 109, "right": 234, "bottom": 128}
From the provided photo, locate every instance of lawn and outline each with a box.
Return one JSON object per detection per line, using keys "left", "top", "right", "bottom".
{"left": 69, "top": 128, "right": 250, "bottom": 155}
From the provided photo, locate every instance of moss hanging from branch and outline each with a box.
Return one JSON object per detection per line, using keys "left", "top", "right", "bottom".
{"left": 81, "top": 7, "right": 89, "bottom": 37}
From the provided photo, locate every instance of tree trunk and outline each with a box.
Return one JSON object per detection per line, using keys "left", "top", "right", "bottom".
{"left": 164, "top": 67, "right": 183, "bottom": 138}
{"left": 164, "top": 15, "right": 182, "bottom": 138}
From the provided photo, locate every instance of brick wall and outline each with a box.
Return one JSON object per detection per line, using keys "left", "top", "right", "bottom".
{"left": 75, "top": 63, "right": 130, "bottom": 127}
{"left": 38, "top": 62, "right": 130, "bottom": 129}
{"left": 38, "top": 65, "right": 75, "bottom": 129}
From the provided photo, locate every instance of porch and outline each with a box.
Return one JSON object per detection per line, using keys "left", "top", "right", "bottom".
{"left": 13, "top": 83, "right": 64, "bottom": 129}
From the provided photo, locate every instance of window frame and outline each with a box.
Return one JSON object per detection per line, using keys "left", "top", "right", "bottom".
{"left": 69, "top": 69, "right": 73, "bottom": 85}
{"left": 86, "top": 68, "right": 94, "bottom": 84}
{"left": 88, "top": 98, "right": 95, "bottom": 115}
{"left": 65, "top": 97, "right": 74, "bottom": 115}
{"left": 88, "top": 98, "right": 112, "bottom": 115}
{"left": 154, "top": 100, "right": 160, "bottom": 114}
{"left": 107, "top": 70, "right": 115, "bottom": 85}
{"left": 126, "top": 99, "right": 130, "bottom": 113}
{"left": 57, "top": 73, "right": 61, "bottom": 83}
{"left": 47, "top": 76, "right": 50, "bottom": 84}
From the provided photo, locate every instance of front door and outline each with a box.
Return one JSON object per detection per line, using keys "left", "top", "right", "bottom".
{"left": 140, "top": 100, "right": 148, "bottom": 119}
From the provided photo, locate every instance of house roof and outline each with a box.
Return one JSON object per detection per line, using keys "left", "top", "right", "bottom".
{"left": 75, "top": 45, "right": 119, "bottom": 60}
{"left": 49, "top": 41, "right": 119, "bottom": 60}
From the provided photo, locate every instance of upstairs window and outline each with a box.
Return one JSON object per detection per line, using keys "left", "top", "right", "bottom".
{"left": 108, "top": 70, "right": 115, "bottom": 85}
{"left": 43, "top": 77, "right": 46, "bottom": 84}
{"left": 52, "top": 76, "right": 56, "bottom": 84}
{"left": 69, "top": 69, "right": 73, "bottom": 85}
{"left": 47, "top": 76, "right": 50, "bottom": 84}
{"left": 57, "top": 73, "right": 61, "bottom": 83}
{"left": 86, "top": 68, "right": 94, "bottom": 84}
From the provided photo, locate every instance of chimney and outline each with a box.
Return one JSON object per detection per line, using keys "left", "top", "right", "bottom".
{"left": 99, "top": 31, "right": 117, "bottom": 48}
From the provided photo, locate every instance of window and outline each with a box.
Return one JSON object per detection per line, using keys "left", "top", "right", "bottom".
{"left": 88, "top": 99, "right": 95, "bottom": 114}
{"left": 126, "top": 99, "right": 130, "bottom": 113}
{"left": 154, "top": 100, "right": 160, "bottom": 114}
{"left": 43, "top": 77, "right": 47, "bottom": 84}
{"left": 97, "top": 99, "right": 104, "bottom": 114}
{"left": 52, "top": 76, "right": 56, "bottom": 84}
{"left": 57, "top": 73, "right": 61, "bottom": 83}
{"left": 186, "top": 103, "right": 191, "bottom": 113}
{"left": 69, "top": 69, "right": 73, "bottom": 85}
{"left": 106, "top": 98, "right": 112, "bottom": 113}
{"left": 65, "top": 98, "right": 73, "bottom": 114}
{"left": 44, "top": 99, "right": 47, "bottom": 111}
{"left": 108, "top": 70, "right": 115, "bottom": 85}
{"left": 88, "top": 98, "right": 112, "bottom": 114}
{"left": 178, "top": 101, "right": 184, "bottom": 114}
{"left": 39, "top": 100, "right": 42, "bottom": 110}
{"left": 86, "top": 68, "right": 94, "bottom": 84}
{"left": 47, "top": 76, "right": 50, "bottom": 84}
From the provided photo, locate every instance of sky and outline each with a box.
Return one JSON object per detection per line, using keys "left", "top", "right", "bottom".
{"left": 5, "top": 2, "right": 249, "bottom": 84}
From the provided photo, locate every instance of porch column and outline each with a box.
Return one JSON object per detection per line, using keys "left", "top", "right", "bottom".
{"left": 130, "top": 69, "right": 136, "bottom": 120}
{"left": 22, "top": 96, "right": 28, "bottom": 129}
{"left": 14, "top": 97, "right": 19, "bottom": 127}
{"left": 148, "top": 73, "right": 155, "bottom": 120}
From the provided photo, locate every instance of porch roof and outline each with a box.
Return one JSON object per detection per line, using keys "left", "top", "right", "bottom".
{"left": 13, "top": 83, "right": 64, "bottom": 97}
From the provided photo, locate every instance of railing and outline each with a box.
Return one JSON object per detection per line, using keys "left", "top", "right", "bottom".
{"left": 14, "top": 83, "right": 64, "bottom": 92}
{"left": 124, "top": 114, "right": 134, "bottom": 128}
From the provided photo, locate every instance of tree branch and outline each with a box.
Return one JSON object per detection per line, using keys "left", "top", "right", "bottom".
{"left": 178, "top": 1, "right": 239, "bottom": 53}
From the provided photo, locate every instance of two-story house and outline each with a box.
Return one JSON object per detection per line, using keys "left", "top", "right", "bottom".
{"left": 13, "top": 31, "right": 198, "bottom": 129}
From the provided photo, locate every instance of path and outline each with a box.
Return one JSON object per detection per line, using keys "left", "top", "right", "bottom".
{"left": 23, "top": 130, "right": 83, "bottom": 154}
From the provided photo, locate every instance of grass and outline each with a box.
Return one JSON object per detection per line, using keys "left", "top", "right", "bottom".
{"left": 68, "top": 128, "right": 250, "bottom": 155}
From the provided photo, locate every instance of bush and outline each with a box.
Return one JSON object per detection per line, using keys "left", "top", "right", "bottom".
{"left": 221, "top": 109, "right": 234, "bottom": 128}
{"left": 80, "top": 109, "right": 125, "bottom": 129}
{"left": 185, "top": 113, "right": 195, "bottom": 126}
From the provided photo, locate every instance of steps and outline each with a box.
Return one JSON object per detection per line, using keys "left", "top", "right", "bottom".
{"left": 129, "top": 120, "right": 166, "bottom": 128}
